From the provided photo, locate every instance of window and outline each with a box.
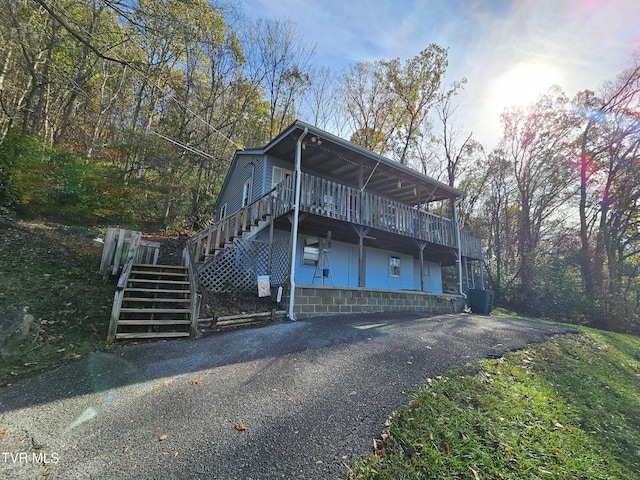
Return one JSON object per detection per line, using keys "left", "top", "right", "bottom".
{"left": 302, "top": 238, "right": 319, "bottom": 267}
{"left": 389, "top": 256, "right": 401, "bottom": 277}
{"left": 219, "top": 203, "right": 227, "bottom": 221}
{"left": 272, "top": 166, "right": 293, "bottom": 188}
{"left": 242, "top": 179, "right": 251, "bottom": 207}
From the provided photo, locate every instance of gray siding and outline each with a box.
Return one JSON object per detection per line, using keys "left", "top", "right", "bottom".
{"left": 265, "top": 156, "right": 295, "bottom": 189}
{"left": 216, "top": 153, "right": 264, "bottom": 221}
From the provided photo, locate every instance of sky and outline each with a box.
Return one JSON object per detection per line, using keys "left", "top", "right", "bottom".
{"left": 240, "top": 0, "right": 640, "bottom": 147}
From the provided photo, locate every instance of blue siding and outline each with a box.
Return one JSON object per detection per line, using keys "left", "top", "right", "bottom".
{"left": 255, "top": 229, "right": 444, "bottom": 292}
{"left": 412, "top": 259, "right": 443, "bottom": 293}
{"left": 265, "top": 156, "right": 295, "bottom": 190}
{"left": 294, "top": 236, "right": 359, "bottom": 287}
{"left": 364, "top": 249, "right": 415, "bottom": 290}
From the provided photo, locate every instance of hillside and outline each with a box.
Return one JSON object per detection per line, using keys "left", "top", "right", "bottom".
{"left": 0, "top": 216, "right": 280, "bottom": 385}
{"left": 0, "top": 216, "right": 114, "bottom": 385}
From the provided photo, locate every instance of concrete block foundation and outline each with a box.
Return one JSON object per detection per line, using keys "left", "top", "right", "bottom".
{"left": 277, "top": 285, "right": 465, "bottom": 319}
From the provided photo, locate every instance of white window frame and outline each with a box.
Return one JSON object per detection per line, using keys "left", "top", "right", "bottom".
{"left": 272, "top": 165, "right": 293, "bottom": 188}
{"left": 302, "top": 238, "right": 320, "bottom": 267}
{"left": 389, "top": 256, "right": 401, "bottom": 278}
{"left": 219, "top": 203, "right": 227, "bottom": 221}
{"left": 242, "top": 179, "right": 251, "bottom": 207}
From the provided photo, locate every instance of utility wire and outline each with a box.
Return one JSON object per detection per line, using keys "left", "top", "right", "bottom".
{"left": 150, "top": 130, "right": 216, "bottom": 160}
{"left": 33, "top": 0, "right": 245, "bottom": 152}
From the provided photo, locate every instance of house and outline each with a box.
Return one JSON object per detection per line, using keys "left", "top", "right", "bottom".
{"left": 187, "top": 120, "right": 484, "bottom": 319}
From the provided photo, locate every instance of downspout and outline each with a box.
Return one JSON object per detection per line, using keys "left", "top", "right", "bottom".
{"left": 288, "top": 127, "right": 308, "bottom": 320}
{"left": 453, "top": 198, "right": 466, "bottom": 299}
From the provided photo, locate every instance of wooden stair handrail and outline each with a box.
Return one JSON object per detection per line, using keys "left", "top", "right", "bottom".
{"left": 107, "top": 258, "right": 135, "bottom": 343}
{"left": 183, "top": 242, "right": 202, "bottom": 337}
{"left": 189, "top": 186, "right": 279, "bottom": 263}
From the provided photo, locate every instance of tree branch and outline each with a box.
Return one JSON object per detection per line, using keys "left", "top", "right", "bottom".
{"left": 31, "top": 0, "right": 133, "bottom": 68}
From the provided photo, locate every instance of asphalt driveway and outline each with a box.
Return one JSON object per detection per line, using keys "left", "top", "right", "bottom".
{"left": 0, "top": 313, "right": 573, "bottom": 479}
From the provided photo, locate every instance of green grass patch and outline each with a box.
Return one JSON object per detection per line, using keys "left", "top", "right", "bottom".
{"left": 347, "top": 329, "right": 640, "bottom": 479}
{"left": 0, "top": 216, "right": 115, "bottom": 385}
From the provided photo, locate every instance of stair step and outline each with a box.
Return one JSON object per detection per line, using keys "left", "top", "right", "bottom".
{"left": 122, "top": 297, "right": 191, "bottom": 303}
{"left": 124, "top": 288, "right": 190, "bottom": 295}
{"left": 130, "top": 270, "right": 188, "bottom": 277}
{"left": 129, "top": 270, "right": 189, "bottom": 282}
{"left": 133, "top": 264, "right": 187, "bottom": 270}
{"left": 117, "top": 319, "right": 191, "bottom": 325}
{"left": 131, "top": 265, "right": 189, "bottom": 276}
{"left": 120, "top": 307, "right": 190, "bottom": 314}
{"left": 127, "top": 279, "right": 190, "bottom": 286}
{"left": 115, "top": 332, "right": 191, "bottom": 339}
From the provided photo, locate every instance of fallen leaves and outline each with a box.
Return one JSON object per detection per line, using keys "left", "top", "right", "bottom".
{"left": 234, "top": 424, "right": 246, "bottom": 431}
{"left": 189, "top": 379, "right": 202, "bottom": 385}
{"left": 158, "top": 434, "right": 168, "bottom": 441}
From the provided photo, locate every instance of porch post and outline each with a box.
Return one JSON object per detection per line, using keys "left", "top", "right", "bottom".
{"left": 452, "top": 198, "right": 465, "bottom": 297}
{"left": 352, "top": 225, "right": 370, "bottom": 288}
{"left": 358, "top": 234, "right": 365, "bottom": 288}
{"left": 417, "top": 241, "right": 427, "bottom": 291}
{"left": 463, "top": 256, "right": 469, "bottom": 290}
{"left": 288, "top": 127, "right": 308, "bottom": 320}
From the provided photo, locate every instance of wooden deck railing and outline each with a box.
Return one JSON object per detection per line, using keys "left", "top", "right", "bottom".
{"left": 99, "top": 228, "right": 161, "bottom": 275}
{"left": 190, "top": 172, "right": 483, "bottom": 263}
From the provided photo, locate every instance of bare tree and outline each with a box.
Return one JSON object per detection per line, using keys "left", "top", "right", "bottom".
{"left": 574, "top": 61, "right": 640, "bottom": 327}
{"left": 382, "top": 45, "right": 462, "bottom": 165}
{"left": 242, "top": 17, "right": 315, "bottom": 138}
{"left": 498, "top": 86, "right": 579, "bottom": 302}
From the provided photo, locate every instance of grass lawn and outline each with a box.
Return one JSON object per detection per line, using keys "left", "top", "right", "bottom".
{"left": 347, "top": 327, "right": 640, "bottom": 479}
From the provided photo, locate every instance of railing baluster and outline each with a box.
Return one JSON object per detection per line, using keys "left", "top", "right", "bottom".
{"left": 188, "top": 171, "right": 481, "bottom": 266}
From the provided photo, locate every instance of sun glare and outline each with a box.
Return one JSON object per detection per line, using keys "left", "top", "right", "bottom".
{"left": 491, "top": 62, "right": 558, "bottom": 113}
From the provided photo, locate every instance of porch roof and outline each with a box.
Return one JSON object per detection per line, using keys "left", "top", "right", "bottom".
{"left": 246, "top": 120, "right": 463, "bottom": 206}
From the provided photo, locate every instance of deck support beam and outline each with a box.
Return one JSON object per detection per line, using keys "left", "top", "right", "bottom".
{"left": 416, "top": 241, "right": 427, "bottom": 292}
{"left": 452, "top": 199, "right": 465, "bottom": 298}
{"left": 352, "top": 225, "right": 371, "bottom": 288}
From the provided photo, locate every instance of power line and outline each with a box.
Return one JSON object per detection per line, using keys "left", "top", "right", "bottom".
{"left": 33, "top": 0, "right": 245, "bottom": 152}
{"left": 150, "top": 130, "right": 214, "bottom": 160}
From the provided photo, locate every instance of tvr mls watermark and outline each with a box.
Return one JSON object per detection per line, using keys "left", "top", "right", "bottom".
{"left": 2, "top": 452, "right": 59, "bottom": 464}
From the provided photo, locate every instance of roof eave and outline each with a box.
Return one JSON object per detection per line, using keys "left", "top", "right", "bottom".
{"left": 265, "top": 120, "right": 463, "bottom": 199}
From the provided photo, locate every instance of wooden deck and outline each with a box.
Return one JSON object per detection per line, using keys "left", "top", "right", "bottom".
{"left": 191, "top": 172, "right": 483, "bottom": 263}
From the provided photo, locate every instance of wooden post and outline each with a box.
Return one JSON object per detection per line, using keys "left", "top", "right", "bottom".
{"left": 267, "top": 218, "right": 274, "bottom": 275}
{"left": 112, "top": 228, "right": 126, "bottom": 275}
{"left": 417, "top": 241, "right": 427, "bottom": 291}
{"left": 99, "top": 228, "right": 117, "bottom": 275}
{"left": 352, "top": 225, "right": 370, "bottom": 288}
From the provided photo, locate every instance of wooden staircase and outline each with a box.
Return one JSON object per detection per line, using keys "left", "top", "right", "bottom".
{"left": 108, "top": 263, "right": 194, "bottom": 341}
